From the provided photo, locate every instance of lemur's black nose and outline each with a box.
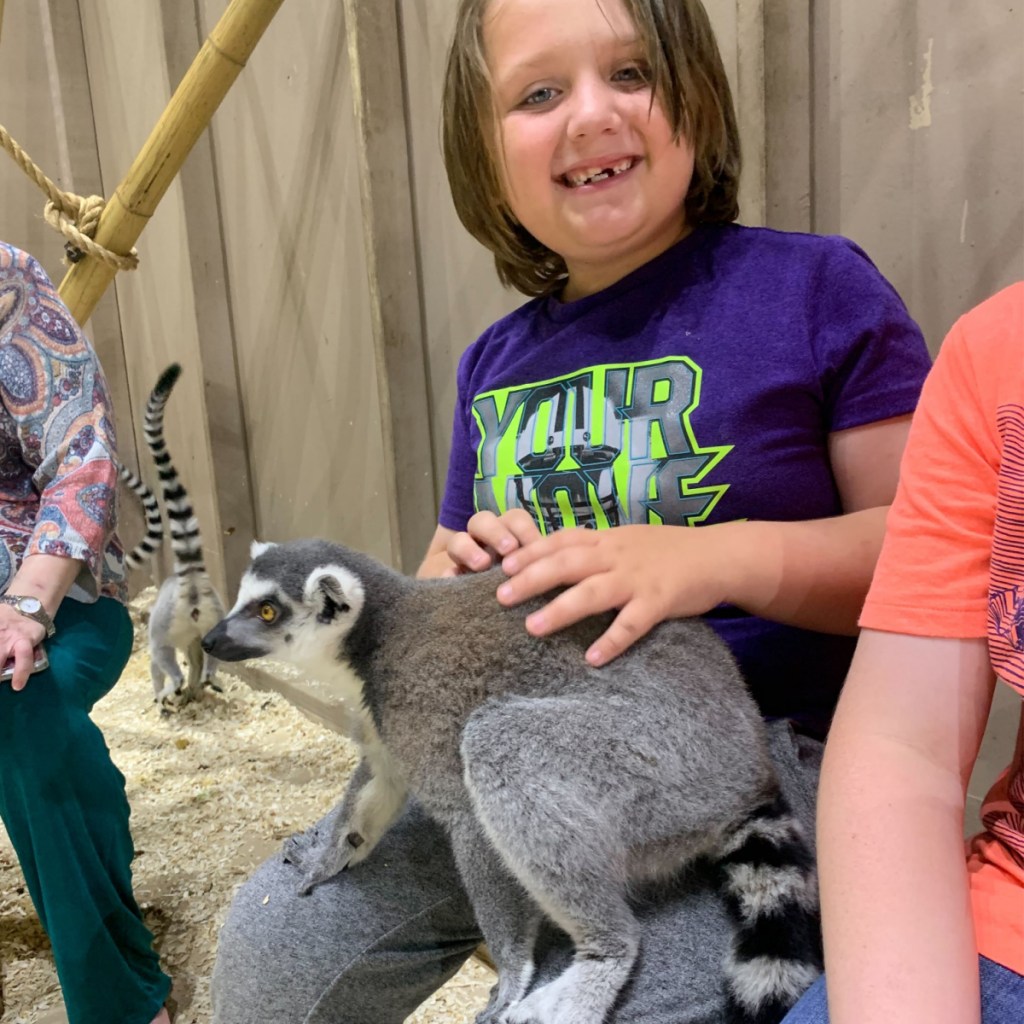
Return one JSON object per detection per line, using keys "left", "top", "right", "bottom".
{"left": 199, "top": 620, "right": 260, "bottom": 663}
{"left": 200, "top": 624, "right": 222, "bottom": 654}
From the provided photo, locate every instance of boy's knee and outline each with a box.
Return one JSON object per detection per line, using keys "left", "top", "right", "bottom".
{"left": 212, "top": 861, "right": 336, "bottom": 1012}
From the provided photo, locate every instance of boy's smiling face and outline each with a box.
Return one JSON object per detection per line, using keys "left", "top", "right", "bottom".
{"left": 485, "top": 0, "right": 695, "bottom": 300}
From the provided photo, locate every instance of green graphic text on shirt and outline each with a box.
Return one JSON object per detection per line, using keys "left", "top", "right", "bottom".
{"left": 471, "top": 357, "right": 732, "bottom": 533}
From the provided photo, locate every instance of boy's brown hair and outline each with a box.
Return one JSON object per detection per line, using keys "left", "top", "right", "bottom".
{"left": 442, "top": 0, "right": 742, "bottom": 297}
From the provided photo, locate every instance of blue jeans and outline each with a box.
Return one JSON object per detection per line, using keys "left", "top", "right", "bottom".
{"left": 782, "top": 956, "right": 1024, "bottom": 1023}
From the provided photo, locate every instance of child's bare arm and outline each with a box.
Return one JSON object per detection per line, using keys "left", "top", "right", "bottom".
{"left": 497, "top": 510, "right": 886, "bottom": 664}
{"left": 496, "top": 415, "right": 911, "bottom": 664}
{"left": 417, "top": 526, "right": 460, "bottom": 579}
{"left": 817, "top": 628, "right": 995, "bottom": 1024}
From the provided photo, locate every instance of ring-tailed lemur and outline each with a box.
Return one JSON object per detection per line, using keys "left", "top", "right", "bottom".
{"left": 203, "top": 539, "right": 822, "bottom": 1024}
{"left": 127, "top": 364, "right": 225, "bottom": 705}
{"left": 117, "top": 462, "right": 165, "bottom": 572}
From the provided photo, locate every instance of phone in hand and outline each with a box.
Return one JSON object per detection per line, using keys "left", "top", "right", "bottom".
{"left": 1, "top": 648, "right": 49, "bottom": 682}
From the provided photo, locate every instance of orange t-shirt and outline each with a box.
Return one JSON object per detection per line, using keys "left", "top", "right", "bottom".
{"left": 860, "top": 281, "right": 1024, "bottom": 974}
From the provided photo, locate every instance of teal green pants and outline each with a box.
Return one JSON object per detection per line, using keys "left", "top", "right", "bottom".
{"left": 0, "top": 597, "right": 170, "bottom": 1024}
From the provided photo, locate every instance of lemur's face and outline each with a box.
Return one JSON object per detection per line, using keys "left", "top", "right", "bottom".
{"left": 201, "top": 541, "right": 365, "bottom": 676}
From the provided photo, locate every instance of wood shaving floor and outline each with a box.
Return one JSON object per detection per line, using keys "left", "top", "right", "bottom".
{"left": 0, "top": 601, "right": 495, "bottom": 1024}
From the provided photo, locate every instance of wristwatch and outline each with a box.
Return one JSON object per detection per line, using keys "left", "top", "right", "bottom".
{"left": 0, "top": 594, "right": 56, "bottom": 638}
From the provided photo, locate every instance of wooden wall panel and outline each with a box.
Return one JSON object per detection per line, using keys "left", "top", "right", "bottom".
{"left": 343, "top": 0, "right": 437, "bottom": 572}
{"left": 159, "top": 0, "right": 257, "bottom": 592}
{"left": 399, "top": 1, "right": 521, "bottom": 505}
{"left": 201, "top": 0, "right": 395, "bottom": 572}
{"left": 0, "top": 1, "right": 144, "bottom": 584}
{"left": 764, "top": 0, "right": 812, "bottom": 231}
{"left": 705, "top": 0, "right": 766, "bottom": 226}
{"left": 763, "top": 0, "right": 1023, "bottom": 823}
{"left": 806, "top": 0, "right": 1024, "bottom": 351}
{"left": 12, "top": 0, "right": 1018, "bottom": 594}
{"left": 79, "top": 1, "right": 226, "bottom": 591}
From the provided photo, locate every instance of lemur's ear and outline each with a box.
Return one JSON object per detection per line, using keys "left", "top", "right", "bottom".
{"left": 302, "top": 565, "right": 364, "bottom": 623}
{"left": 250, "top": 539, "right": 277, "bottom": 560}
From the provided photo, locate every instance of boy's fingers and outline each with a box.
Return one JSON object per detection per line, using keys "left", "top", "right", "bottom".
{"left": 466, "top": 512, "right": 514, "bottom": 561}
{"left": 467, "top": 509, "right": 541, "bottom": 557}
{"left": 447, "top": 531, "right": 494, "bottom": 572}
{"left": 503, "top": 509, "right": 542, "bottom": 549}
{"left": 496, "top": 548, "right": 596, "bottom": 604}
{"left": 586, "top": 604, "right": 656, "bottom": 666}
{"left": 521, "top": 574, "right": 624, "bottom": 636}
{"left": 502, "top": 526, "right": 593, "bottom": 573}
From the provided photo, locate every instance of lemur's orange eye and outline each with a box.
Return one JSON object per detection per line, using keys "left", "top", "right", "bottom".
{"left": 258, "top": 602, "right": 277, "bottom": 623}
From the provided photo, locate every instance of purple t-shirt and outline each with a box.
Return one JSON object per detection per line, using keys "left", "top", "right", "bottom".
{"left": 439, "top": 224, "right": 933, "bottom": 735}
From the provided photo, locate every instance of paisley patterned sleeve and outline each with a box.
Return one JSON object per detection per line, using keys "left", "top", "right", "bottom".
{"left": 0, "top": 243, "right": 120, "bottom": 596}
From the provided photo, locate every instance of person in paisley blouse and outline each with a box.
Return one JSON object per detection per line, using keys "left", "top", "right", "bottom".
{"left": 0, "top": 242, "right": 172, "bottom": 1024}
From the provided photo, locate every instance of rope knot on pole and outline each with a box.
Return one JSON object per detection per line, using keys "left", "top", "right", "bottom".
{"left": 0, "top": 122, "right": 139, "bottom": 271}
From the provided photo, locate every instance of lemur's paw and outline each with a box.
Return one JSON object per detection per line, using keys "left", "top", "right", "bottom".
{"left": 283, "top": 828, "right": 367, "bottom": 895}
{"left": 498, "top": 1006, "right": 539, "bottom": 1024}
{"left": 155, "top": 684, "right": 178, "bottom": 704}
{"left": 503, "top": 976, "right": 606, "bottom": 1024}
{"left": 281, "top": 828, "right": 319, "bottom": 867}
{"left": 475, "top": 1006, "right": 514, "bottom": 1024}
{"left": 475, "top": 992, "right": 520, "bottom": 1024}
{"left": 203, "top": 677, "right": 223, "bottom": 693}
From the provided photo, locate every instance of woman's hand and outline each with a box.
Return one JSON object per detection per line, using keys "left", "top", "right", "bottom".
{"left": 0, "top": 554, "right": 81, "bottom": 690}
{"left": 0, "top": 604, "right": 47, "bottom": 691}
{"left": 495, "top": 523, "right": 740, "bottom": 666}
{"left": 445, "top": 509, "right": 543, "bottom": 574}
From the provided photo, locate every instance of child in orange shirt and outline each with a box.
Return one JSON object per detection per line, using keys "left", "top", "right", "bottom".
{"left": 782, "top": 283, "right": 1024, "bottom": 1023}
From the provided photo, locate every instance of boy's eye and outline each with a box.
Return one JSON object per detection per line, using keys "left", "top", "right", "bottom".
{"left": 613, "top": 63, "right": 650, "bottom": 86}
{"left": 258, "top": 602, "right": 277, "bottom": 623}
{"left": 521, "top": 86, "right": 558, "bottom": 107}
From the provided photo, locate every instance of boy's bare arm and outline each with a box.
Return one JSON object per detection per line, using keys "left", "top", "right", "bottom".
{"left": 817, "top": 628, "right": 994, "bottom": 1024}
{"left": 494, "top": 415, "right": 912, "bottom": 664}
{"left": 416, "top": 525, "right": 460, "bottom": 579}
{"left": 495, "top": 509, "right": 885, "bottom": 663}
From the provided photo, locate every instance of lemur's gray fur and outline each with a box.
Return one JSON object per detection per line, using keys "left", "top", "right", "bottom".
{"left": 131, "top": 364, "right": 225, "bottom": 705}
{"left": 202, "top": 539, "right": 822, "bottom": 1024}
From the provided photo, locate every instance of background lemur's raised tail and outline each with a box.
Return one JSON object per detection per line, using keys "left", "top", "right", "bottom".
{"left": 117, "top": 463, "right": 163, "bottom": 572}
{"left": 123, "top": 363, "right": 225, "bottom": 705}
{"left": 146, "top": 364, "right": 208, "bottom": 576}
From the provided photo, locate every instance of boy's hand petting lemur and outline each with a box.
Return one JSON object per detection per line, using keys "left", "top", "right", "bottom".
{"left": 445, "top": 509, "right": 542, "bottom": 575}
{"left": 497, "top": 523, "right": 740, "bottom": 666}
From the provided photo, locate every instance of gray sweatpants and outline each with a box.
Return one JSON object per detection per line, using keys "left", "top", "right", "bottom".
{"left": 210, "top": 721, "right": 822, "bottom": 1024}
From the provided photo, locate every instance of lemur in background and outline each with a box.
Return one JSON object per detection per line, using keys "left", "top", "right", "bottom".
{"left": 203, "top": 538, "right": 823, "bottom": 1024}
{"left": 120, "top": 364, "right": 224, "bottom": 705}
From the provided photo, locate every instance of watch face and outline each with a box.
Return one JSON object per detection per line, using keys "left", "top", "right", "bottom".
{"left": 17, "top": 597, "right": 42, "bottom": 614}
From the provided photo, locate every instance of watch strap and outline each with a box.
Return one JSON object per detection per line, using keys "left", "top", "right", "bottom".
{"left": 0, "top": 594, "right": 56, "bottom": 638}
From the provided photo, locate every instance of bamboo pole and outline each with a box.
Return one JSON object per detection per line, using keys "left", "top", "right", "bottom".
{"left": 58, "top": 0, "right": 286, "bottom": 324}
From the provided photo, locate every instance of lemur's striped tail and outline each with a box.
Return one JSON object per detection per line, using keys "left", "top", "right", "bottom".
{"left": 714, "top": 791, "right": 823, "bottom": 1024}
{"left": 143, "top": 363, "right": 206, "bottom": 576}
{"left": 118, "top": 463, "right": 163, "bottom": 571}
